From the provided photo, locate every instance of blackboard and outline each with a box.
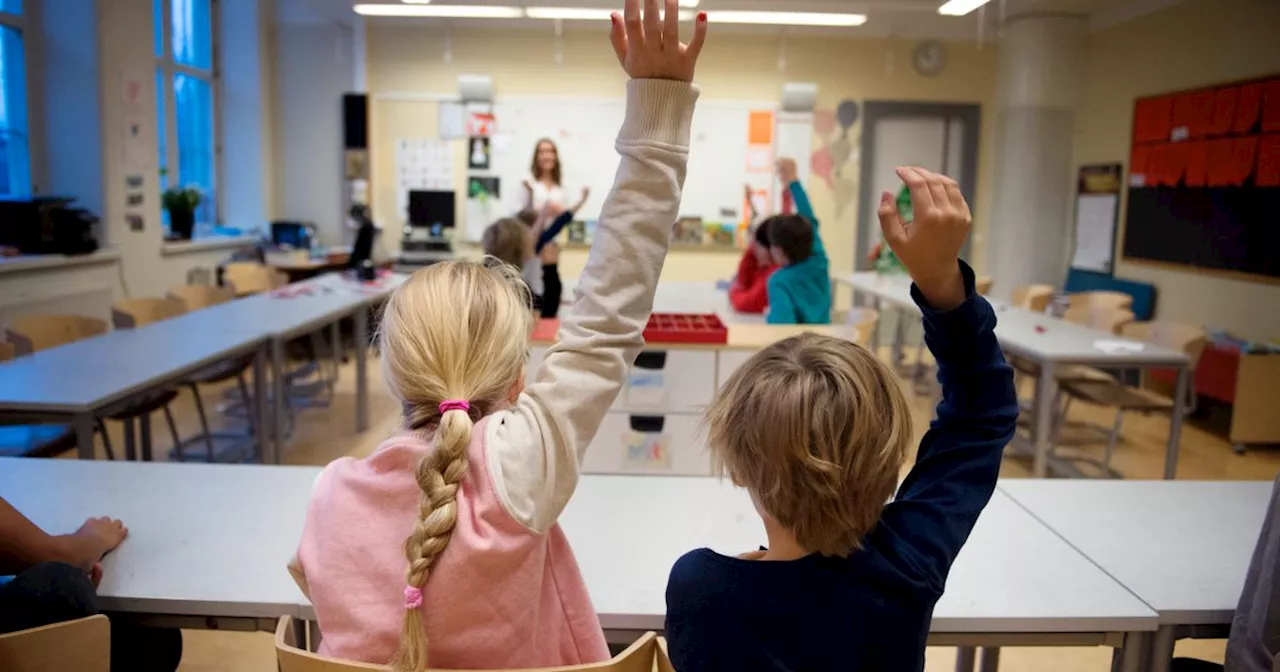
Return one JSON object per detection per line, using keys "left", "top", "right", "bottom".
{"left": 1123, "top": 74, "right": 1280, "bottom": 283}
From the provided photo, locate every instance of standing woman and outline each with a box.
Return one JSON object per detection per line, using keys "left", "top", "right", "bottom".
{"left": 522, "top": 139, "right": 587, "bottom": 319}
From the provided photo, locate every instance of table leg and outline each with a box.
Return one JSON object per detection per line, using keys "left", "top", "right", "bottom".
{"left": 869, "top": 296, "right": 882, "bottom": 355}
{"left": 73, "top": 413, "right": 95, "bottom": 460}
{"left": 1150, "top": 625, "right": 1176, "bottom": 672}
{"left": 1111, "top": 631, "right": 1149, "bottom": 672}
{"left": 254, "top": 345, "right": 270, "bottom": 465}
{"left": 1164, "top": 367, "right": 1190, "bottom": 480}
{"left": 272, "top": 337, "right": 287, "bottom": 465}
{"left": 892, "top": 308, "right": 907, "bottom": 367}
{"left": 140, "top": 412, "right": 153, "bottom": 462}
{"left": 330, "top": 320, "right": 342, "bottom": 393}
{"left": 123, "top": 417, "right": 137, "bottom": 461}
{"left": 354, "top": 308, "right": 369, "bottom": 433}
{"left": 1033, "top": 361, "right": 1056, "bottom": 478}
{"left": 978, "top": 647, "right": 1000, "bottom": 672}
{"left": 955, "top": 646, "right": 976, "bottom": 672}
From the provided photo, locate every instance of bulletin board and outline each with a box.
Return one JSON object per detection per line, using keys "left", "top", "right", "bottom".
{"left": 1122, "top": 74, "right": 1280, "bottom": 283}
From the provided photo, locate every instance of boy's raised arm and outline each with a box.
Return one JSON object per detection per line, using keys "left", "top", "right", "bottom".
{"left": 869, "top": 167, "right": 1018, "bottom": 592}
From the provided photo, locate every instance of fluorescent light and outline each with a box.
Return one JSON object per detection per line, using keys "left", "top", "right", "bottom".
{"left": 937, "top": 0, "right": 994, "bottom": 16}
{"left": 353, "top": 4, "right": 524, "bottom": 18}
{"left": 525, "top": 7, "right": 693, "bottom": 21}
{"left": 707, "top": 11, "right": 866, "bottom": 26}
{"left": 679, "top": 0, "right": 699, "bottom": 6}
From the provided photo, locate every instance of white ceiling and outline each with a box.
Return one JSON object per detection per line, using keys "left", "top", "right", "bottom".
{"left": 280, "top": 0, "right": 1186, "bottom": 39}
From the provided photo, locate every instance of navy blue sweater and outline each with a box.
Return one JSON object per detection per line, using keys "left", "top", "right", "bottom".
{"left": 664, "top": 262, "right": 1018, "bottom": 672}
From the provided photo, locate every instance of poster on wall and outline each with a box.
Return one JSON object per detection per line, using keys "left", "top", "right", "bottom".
{"left": 395, "top": 139, "right": 453, "bottom": 218}
{"left": 1070, "top": 164, "right": 1122, "bottom": 274}
{"left": 468, "top": 136, "right": 491, "bottom": 170}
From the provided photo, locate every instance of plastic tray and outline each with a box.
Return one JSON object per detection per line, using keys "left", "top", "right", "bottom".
{"left": 644, "top": 313, "right": 728, "bottom": 345}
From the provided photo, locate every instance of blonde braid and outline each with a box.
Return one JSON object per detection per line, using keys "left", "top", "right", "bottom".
{"left": 390, "top": 407, "right": 474, "bottom": 672}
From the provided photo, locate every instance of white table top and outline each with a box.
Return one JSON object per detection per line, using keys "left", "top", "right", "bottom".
{"left": 1000, "top": 480, "right": 1274, "bottom": 626}
{"left": 0, "top": 324, "right": 266, "bottom": 414}
{"left": 0, "top": 458, "right": 316, "bottom": 619}
{"left": 560, "top": 475, "right": 1156, "bottom": 634}
{"left": 836, "top": 272, "right": 1188, "bottom": 367}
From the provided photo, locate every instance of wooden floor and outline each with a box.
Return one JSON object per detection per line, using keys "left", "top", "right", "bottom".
{"left": 70, "top": 353, "right": 1278, "bottom": 671}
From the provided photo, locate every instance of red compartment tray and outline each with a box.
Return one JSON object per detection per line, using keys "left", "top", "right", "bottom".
{"left": 644, "top": 313, "right": 728, "bottom": 345}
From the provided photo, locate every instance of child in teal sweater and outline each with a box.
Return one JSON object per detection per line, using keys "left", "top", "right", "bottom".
{"left": 764, "top": 158, "right": 830, "bottom": 324}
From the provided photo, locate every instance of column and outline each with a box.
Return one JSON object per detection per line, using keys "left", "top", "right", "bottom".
{"left": 986, "top": 13, "right": 1087, "bottom": 297}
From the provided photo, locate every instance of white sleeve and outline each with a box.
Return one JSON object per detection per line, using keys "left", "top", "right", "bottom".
{"left": 483, "top": 79, "right": 699, "bottom": 534}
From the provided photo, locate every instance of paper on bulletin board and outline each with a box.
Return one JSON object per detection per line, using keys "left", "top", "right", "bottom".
{"left": 438, "top": 102, "right": 466, "bottom": 140}
{"left": 395, "top": 139, "right": 453, "bottom": 218}
{"left": 1070, "top": 194, "right": 1119, "bottom": 273}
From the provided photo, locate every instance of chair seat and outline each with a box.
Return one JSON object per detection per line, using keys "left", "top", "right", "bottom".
{"left": 1009, "top": 356, "right": 1114, "bottom": 383}
{"left": 106, "top": 389, "right": 180, "bottom": 420}
{"left": 187, "top": 355, "right": 254, "bottom": 385}
{"left": 0, "top": 424, "right": 75, "bottom": 457}
{"left": 1060, "top": 380, "right": 1174, "bottom": 412}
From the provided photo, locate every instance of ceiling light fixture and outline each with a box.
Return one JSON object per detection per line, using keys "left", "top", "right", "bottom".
{"left": 707, "top": 11, "right": 866, "bottom": 27}
{"left": 525, "top": 7, "right": 693, "bottom": 21}
{"left": 678, "top": 0, "right": 699, "bottom": 6}
{"left": 353, "top": 4, "right": 524, "bottom": 18}
{"left": 937, "top": 0, "right": 994, "bottom": 16}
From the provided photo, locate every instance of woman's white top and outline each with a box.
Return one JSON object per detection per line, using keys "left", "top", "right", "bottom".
{"left": 522, "top": 177, "right": 568, "bottom": 214}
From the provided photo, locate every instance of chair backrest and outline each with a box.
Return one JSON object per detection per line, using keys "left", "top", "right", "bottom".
{"left": 0, "top": 614, "right": 110, "bottom": 672}
{"left": 1069, "top": 290, "right": 1134, "bottom": 311}
{"left": 5, "top": 315, "right": 109, "bottom": 356}
{"left": 1063, "top": 305, "right": 1136, "bottom": 335}
{"left": 0, "top": 340, "right": 13, "bottom": 362}
{"left": 975, "top": 276, "right": 994, "bottom": 296}
{"left": 1121, "top": 321, "right": 1209, "bottom": 368}
{"left": 1010, "top": 284, "right": 1054, "bottom": 313}
{"left": 167, "top": 284, "right": 236, "bottom": 310}
{"left": 842, "top": 307, "right": 880, "bottom": 349}
{"left": 111, "top": 298, "right": 188, "bottom": 329}
{"left": 274, "top": 617, "right": 663, "bottom": 672}
{"left": 224, "top": 262, "right": 287, "bottom": 297}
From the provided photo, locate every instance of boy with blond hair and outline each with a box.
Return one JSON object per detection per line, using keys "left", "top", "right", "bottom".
{"left": 665, "top": 167, "right": 1018, "bottom": 671}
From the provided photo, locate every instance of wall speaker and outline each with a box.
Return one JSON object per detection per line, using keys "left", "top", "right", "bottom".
{"left": 343, "top": 93, "right": 368, "bottom": 150}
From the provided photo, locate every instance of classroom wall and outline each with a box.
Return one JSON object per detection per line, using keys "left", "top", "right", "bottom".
{"left": 1073, "top": 0, "right": 1280, "bottom": 341}
{"left": 364, "top": 25, "right": 1000, "bottom": 291}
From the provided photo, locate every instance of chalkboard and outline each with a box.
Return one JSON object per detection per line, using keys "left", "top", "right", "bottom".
{"left": 1122, "top": 74, "right": 1280, "bottom": 283}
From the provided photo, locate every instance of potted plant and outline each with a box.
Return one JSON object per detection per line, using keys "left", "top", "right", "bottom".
{"left": 162, "top": 180, "right": 202, "bottom": 241}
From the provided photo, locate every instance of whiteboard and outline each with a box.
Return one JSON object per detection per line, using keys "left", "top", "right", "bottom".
{"left": 490, "top": 98, "right": 773, "bottom": 225}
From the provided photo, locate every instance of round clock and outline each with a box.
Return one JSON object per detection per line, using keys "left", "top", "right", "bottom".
{"left": 913, "top": 41, "right": 947, "bottom": 77}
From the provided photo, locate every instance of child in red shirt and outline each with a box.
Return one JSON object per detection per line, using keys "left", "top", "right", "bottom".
{"left": 729, "top": 203, "right": 777, "bottom": 314}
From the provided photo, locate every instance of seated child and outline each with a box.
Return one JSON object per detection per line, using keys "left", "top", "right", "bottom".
{"left": 728, "top": 211, "right": 776, "bottom": 313}
{"left": 664, "top": 166, "right": 1019, "bottom": 671}
{"left": 764, "top": 158, "right": 831, "bottom": 324}
{"left": 289, "top": 4, "right": 709, "bottom": 670}
{"left": 482, "top": 217, "right": 543, "bottom": 307}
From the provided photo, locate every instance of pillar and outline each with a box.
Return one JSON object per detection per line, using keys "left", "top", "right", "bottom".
{"left": 986, "top": 13, "right": 1087, "bottom": 297}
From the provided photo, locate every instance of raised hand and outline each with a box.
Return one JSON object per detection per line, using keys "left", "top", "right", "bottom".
{"left": 877, "top": 166, "right": 971, "bottom": 311}
{"left": 610, "top": 0, "right": 708, "bottom": 82}
{"left": 776, "top": 158, "right": 798, "bottom": 186}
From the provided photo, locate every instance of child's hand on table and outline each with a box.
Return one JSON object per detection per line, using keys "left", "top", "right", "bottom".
{"left": 877, "top": 166, "right": 971, "bottom": 312}
{"left": 609, "top": 0, "right": 707, "bottom": 82}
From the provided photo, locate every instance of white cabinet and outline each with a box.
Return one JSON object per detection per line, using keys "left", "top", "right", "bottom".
{"left": 583, "top": 412, "right": 712, "bottom": 476}
{"left": 717, "top": 350, "right": 755, "bottom": 389}
{"left": 620, "top": 349, "right": 716, "bottom": 412}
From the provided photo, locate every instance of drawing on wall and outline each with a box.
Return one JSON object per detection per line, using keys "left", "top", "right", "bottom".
{"left": 468, "top": 136, "right": 491, "bottom": 170}
{"left": 810, "top": 99, "right": 862, "bottom": 216}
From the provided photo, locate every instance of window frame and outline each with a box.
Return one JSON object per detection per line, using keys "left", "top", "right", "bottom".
{"left": 155, "top": 0, "right": 222, "bottom": 232}
{"left": 0, "top": 3, "right": 33, "bottom": 198}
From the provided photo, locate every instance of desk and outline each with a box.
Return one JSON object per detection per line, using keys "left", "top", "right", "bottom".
{"left": 0, "top": 458, "right": 316, "bottom": 627}
{"left": 835, "top": 272, "right": 1193, "bottom": 479}
{"left": 0, "top": 324, "right": 269, "bottom": 460}
{"left": 1000, "top": 480, "right": 1273, "bottom": 672}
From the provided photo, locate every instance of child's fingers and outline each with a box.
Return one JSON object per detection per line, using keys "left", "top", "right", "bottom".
{"left": 609, "top": 13, "right": 628, "bottom": 66}
{"left": 895, "top": 166, "right": 936, "bottom": 218}
{"left": 662, "top": 0, "right": 679, "bottom": 49}
{"left": 877, "top": 190, "right": 908, "bottom": 247}
{"left": 687, "top": 11, "right": 707, "bottom": 60}
{"left": 941, "top": 176, "right": 971, "bottom": 222}
{"left": 643, "top": 0, "right": 662, "bottom": 45}
{"left": 921, "top": 170, "right": 952, "bottom": 217}
{"left": 624, "top": 0, "right": 644, "bottom": 49}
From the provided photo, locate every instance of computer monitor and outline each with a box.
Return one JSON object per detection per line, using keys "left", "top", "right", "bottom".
{"left": 408, "top": 190, "right": 455, "bottom": 233}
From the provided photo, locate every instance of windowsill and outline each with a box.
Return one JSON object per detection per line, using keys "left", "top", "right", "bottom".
{"left": 0, "top": 248, "right": 123, "bottom": 276}
{"left": 160, "top": 234, "right": 259, "bottom": 256}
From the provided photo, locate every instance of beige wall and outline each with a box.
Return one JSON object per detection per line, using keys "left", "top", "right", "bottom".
{"left": 1074, "top": 0, "right": 1280, "bottom": 341}
{"left": 365, "top": 25, "right": 1000, "bottom": 292}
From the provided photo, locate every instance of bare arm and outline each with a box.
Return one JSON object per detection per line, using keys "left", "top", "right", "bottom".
{"left": 0, "top": 497, "right": 127, "bottom": 575}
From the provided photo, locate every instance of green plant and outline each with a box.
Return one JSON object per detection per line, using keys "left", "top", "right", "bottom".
{"left": 162, "top": 184, "right": 202, "bottom": 214}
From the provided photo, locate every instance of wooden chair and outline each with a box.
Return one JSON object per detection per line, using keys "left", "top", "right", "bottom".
{"left": 1010, "top": 284, "right": 1055, "bottom": 313}
{"left": 1067, "top": 290, "right": 1133, "bottom": 311}
{"left": 5, "top": 315, "right": 108, "bottom": 356}
{"left": 975, "top": 276, "right": 994, "bottom": 296}
{"left": 1052, "top": 321, "right": 1208, "bottom": 476}
{"left": 0, "top": 614, "right": 110, "bottom": 672}
{"left": 1062, "top": 305, "right": 1136, "bottom": 335}
{"left": 167, "top": 284, "right": 236, "bottom": 310}
{"left": 111, "top": 298, "right": 187, "bottom": 329}
{"left": 843, "top": 307, "right": 880, "bottom": 350}
{"left": 274, "top": 616, "right": 667, "bottom": 672}
{"left": 224, "top": 262, "right": 287, "bottom": 297}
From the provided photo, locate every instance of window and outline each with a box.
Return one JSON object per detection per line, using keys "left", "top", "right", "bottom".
{"left": 0, "top": 4, "right": 29, "bottom": 198}
{"left": 155, "top": 0, "right": 218, "bottom": 231}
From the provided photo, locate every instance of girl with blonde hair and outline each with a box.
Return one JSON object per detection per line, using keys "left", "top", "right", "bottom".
{"left": 289, "top": 2, "right": 708, "bottom": 670}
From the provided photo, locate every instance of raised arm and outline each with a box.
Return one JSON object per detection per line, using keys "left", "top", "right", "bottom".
{"left": 867, "top": 167, "right": 1018, "bottom": 593}
{"left": 486, "top": 1, "right": 708, "bottom": 534}
{"left": 535, "top": 210, "right": 575, "bottom": 254}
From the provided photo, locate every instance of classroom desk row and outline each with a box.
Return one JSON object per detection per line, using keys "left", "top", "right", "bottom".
{"left": 0, "top": 457, "right": 1269, "bottom": 672}
{"left": 0, "top": 272, "right": 406, "bottom": 463}
{"left": 834, "top": 272, "right": 1193, "bottom": 480}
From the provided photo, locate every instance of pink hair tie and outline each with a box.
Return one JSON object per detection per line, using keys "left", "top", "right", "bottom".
{"left": 438, "top": 400, "right": 470, "bottom": 414}
{"left": 403, "top": 585, "right": 424, "bottom": 610}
